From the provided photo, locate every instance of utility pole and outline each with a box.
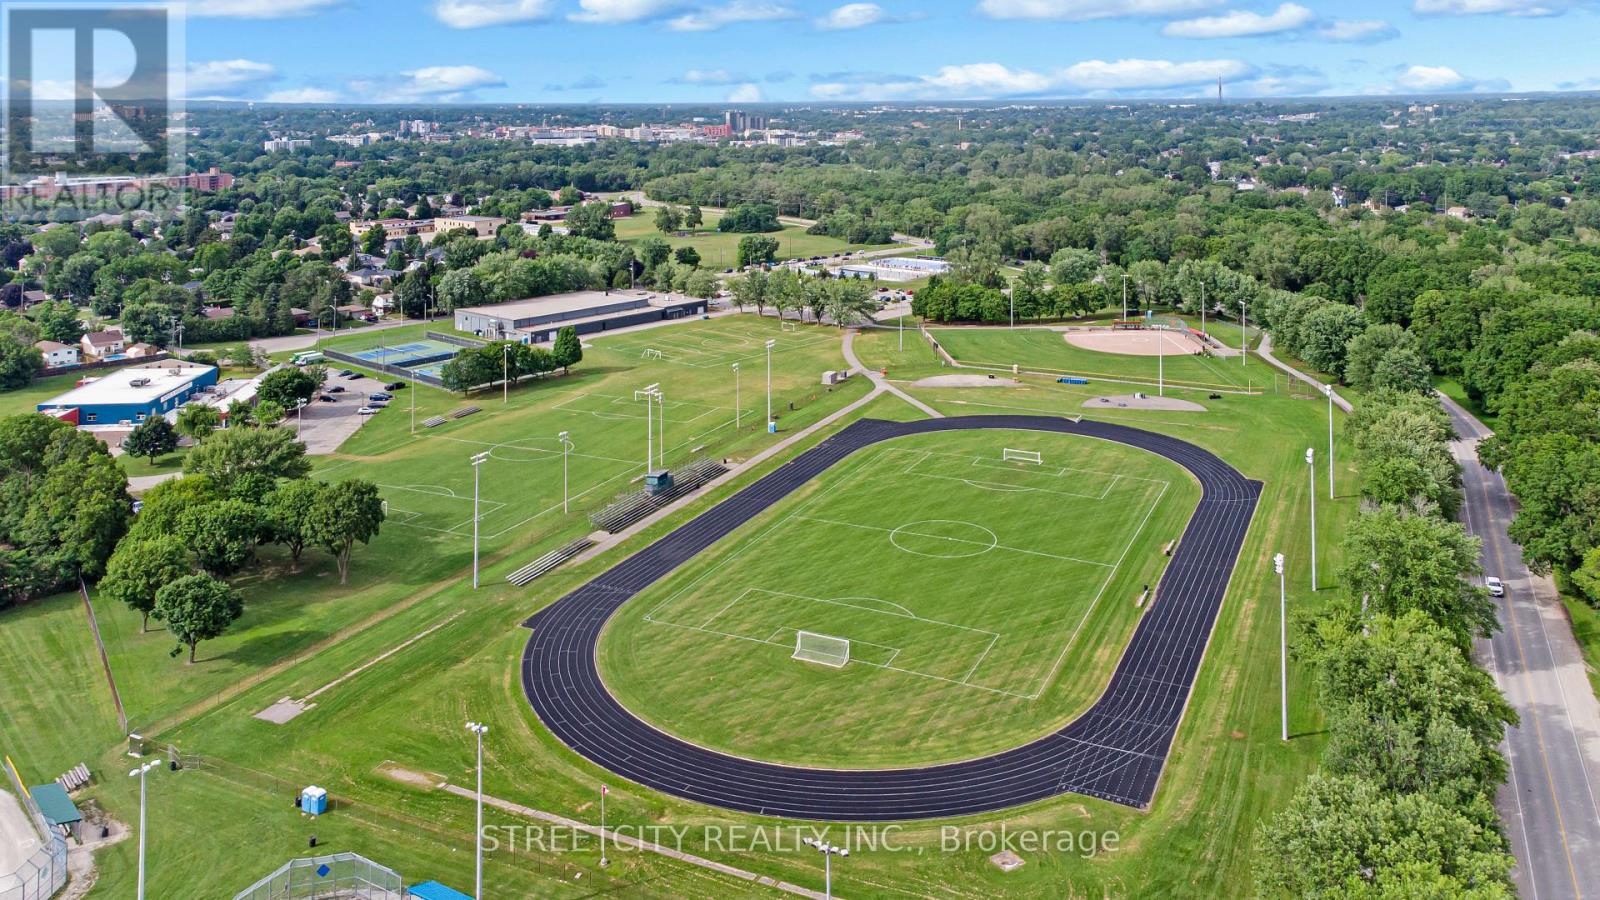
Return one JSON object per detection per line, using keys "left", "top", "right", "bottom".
{"left": 1240, "top": 301, "right": 1248, "bottom": 366}
{"left": 731, "top": 363, "right": 741, "bottom": 429}
{"left": 465, "top": 722, "right": 488, "bottom": 899}
{"left": 558, "top": 432, "right": 573, "bottom": 514}
{"left": 1306, "top": 448, "right": 1317, "bottom": 591}
{"left": 1275, "top": 553, "right": 1288, "bottom": 742}
{"left": 765, "top": 339, "right": 776, "bottom": 431}
{"left": 1121, "top": 273, "right": 1129, "bottom": 321}
{"left": 1325, "top": 385, "right": 1335, "bottom": 499}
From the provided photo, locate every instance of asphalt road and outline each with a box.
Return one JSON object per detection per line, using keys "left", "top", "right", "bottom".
{"left": 521, "top": 414, "right": 1260, "bottom": 820}
{"left": 1443, "top": 394, "right": 1600, "bottom": 899}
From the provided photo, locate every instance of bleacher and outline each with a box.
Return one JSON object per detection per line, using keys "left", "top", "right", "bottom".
{"left": 506, "top": 537, "right": 595, "bottom": 586}
{"left": 55, "top": 763, "right": 90, "bottom": 792}
{"left": 450, "top": 406, "right": 481, "bottom": 419}
{"left": 421, "top": 415, "right": 447, "bottom": 428}
{"left": 589, "top": 458, "right": 728, "bottom": 533}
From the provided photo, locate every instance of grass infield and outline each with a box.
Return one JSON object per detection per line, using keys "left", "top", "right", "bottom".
{"left": 600, "top": 428, "right": 1197, "bottom": 767}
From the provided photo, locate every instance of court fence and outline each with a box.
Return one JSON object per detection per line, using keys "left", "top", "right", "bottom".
{"left": 232, "top": 852, "right": 403, "bottom": 900}
{"left": 321, "top": 348, "right": 446, "bottom": 388}
{"left": 1, "top": 760, "right": 67, "bottom": 900}
{"left": 423, "top": 331, "right": 486, "bottom": 350}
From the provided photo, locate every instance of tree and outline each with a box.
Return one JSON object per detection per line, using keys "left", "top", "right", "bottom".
{"left": 565, "top": 202, "right": 616, "bottom": 241}
{"left": 736, "top": 234, "right": 779, "bottom": 268}
{"left": 1369, "top": 346, "right": 1433, "bottom": 394}
{"left": 317, "top": 222, "right": 353, "bottom": 262}
{"left": 683, "top": 268, "right": 718, "bottom": 298}
{"left": 716, "top": 204, "right": 781, "bottom": 233}
{"left": 551, "top": 326, "right": 583, "bottom": 374}
{"left": 129, "top": 474, "right": 222, "bottom": 539}
{"left": 266, "top": 478, "right": 325, "bottom": 565}
{"left": 637, "top": 235, "right": 672, "bottom": 270}
{"left": 685, "top": 203, "right": 703, "bottom": 230}
{"left": 436, "top": 268, "right": 486, "bottom": 313}
{"left": 182, "top": 425, "right": 310, "bottom": 488}
{"left": 1500, "top": 432, "right": 1600, "bottom": 574}
{"left": 1344, "top": 324, "right": 1415, "bottom": 390}
{"left": 256, "top": 366, "right": 324, "bottom": 409}
{"left": 653, "top": 205, "right": 682, "bottom": 234}
{"left": 121, "top": 416, "right": 178, "bottom": 464}
{"left": 1340, "top": 506, "right": 1496, "bottom": 647}
{"left": 557, "top": 185, "right": 582, "bottom": 206}
{"left": 361, "top": 225, "right": 386, "bottom": 256}
{"left": 178, "top": 499, "right": 266, "bottom": 576}
{"left": 306, "top": 479, "right": 385, "bottom": 584}
{"left": 99, "top": 535, "right": 191, "bottom": 630}
{"left": 0, "top": 312, "right": 43, "bottom": 390}
{"left": 153, "top": 573, "right": 243, "bottom": 663}
{"left": 32, "top": 301, "right": 83, "bottom": 345}
{"left": 673, "top": 246, "right": 700, "bottom": 268}
{"left": 1048, "top": 247, "right": 1099, "bottom": 285}
{"left": 175, "top": 404, "right": 223, "bottom": 443}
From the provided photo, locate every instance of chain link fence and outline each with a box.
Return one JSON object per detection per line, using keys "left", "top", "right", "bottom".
{"left": 1, "top": 763, "right": 67, "bottom": 900}
{"left": 232, "top": 852, "right": 403, "bottom": 900}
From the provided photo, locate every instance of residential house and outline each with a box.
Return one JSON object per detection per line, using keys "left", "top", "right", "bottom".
{"left": 125, "top": 343, "right": 159, "bottom": 359}
{"left": 34, "top": 340, "right": 79, "bottom": 368}
{"left": 80, "top": 328, "right": 125, "bottom": 359}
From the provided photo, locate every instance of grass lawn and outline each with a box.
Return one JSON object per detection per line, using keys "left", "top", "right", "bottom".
{"left": 602, "top": 428, "right": 1197, "bottom": 766}
{"left": 1560, "top": 592, "right": 1600, "bottom": 699}
{"left": 0, "top": 316, "right": 1365, "bottom": 898}
{"left": 0, "top": 368, "right": 88, "bottom": 416}
{"left": 931, "top": 326, "right": 1270, "bottom": 394}
{"left": 116, "top": 447, "right": 188, "bottom": 478}
{"left": 613, "top": 209, "right": 899, "bottom": 269}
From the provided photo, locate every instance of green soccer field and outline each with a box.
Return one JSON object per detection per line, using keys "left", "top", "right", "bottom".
{"left": 931, "top": 326, "right": 1265, "bottom": 393}
{"left": 598, "top": 427, "right": 1199, "bottom": 767}
{"left": 612, "top": 208, "right": 899, "bottom": 267}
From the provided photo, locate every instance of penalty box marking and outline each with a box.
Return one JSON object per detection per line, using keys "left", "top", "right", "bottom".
{"left": 555, "top": 392, "right": 725, "bottom": 424}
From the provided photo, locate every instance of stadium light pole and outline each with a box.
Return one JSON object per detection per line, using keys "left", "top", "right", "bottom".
{"left": 502, "top": 344, "right": 510, "bottom": 405}
{"left": 731, "top": 363, "right": 741, "bottom": 430}
{"left": 765, "top": 339, "right": 776, "bottom": 431}
{"left": 1275, "top": 553, "right": 1288, "bottom": 742}
{"left": 1121, "top": 273, "right": 1128, "bottom": 321}
{"left": 599, "top": 784, "right": 609, "bottom": 867}
{"left": 803, "top": 837, "right": 848, "bottom": 899}
{"left": 656, "top": 390, "right": 666, "bottom": 470}
{"left": 1200, "top": 281, "right": 1207, "bottom": 338}
{"left": 295, "top": 399, "right": 307, "bottom": 438}
{"left": 1240, "top": 301, "right": 1248, "bottom": 366}
{"left": 129, "top": 759, "right": 159, "bottom": 900}
{"left": 465, "top": 722, "right": 488, "bottom": 899}
{"left": 634, "top": 384, "right": 660, "bottom": 474}
{"left": 1305, "top": 447, "right": 1317, "bottom": 592}
{"left": 559, "top": 431, "right": 573, "bottom": 514}
{"left": 1158, "top": 329, "right": 1165, "bottom": 397}
{"left": 1324, "top": 384, "right": 1335, "bottom": 499}
{"left": 471, "top": 451, "right": 489, "bottom": 589}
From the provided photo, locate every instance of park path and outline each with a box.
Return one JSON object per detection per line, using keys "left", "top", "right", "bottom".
{"left": 1256, "top": 333, "right": 1350, "bottom": 413}
{"left": 840, "top": 329, "right": 942, "bottom": 418}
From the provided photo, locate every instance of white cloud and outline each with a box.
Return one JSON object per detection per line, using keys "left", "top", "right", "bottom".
{"left": 1162, "top": 3, "right": 1313, "bottom": 37}
{"left": 187, "top": 0, "right": 340, "bottom": 17}
{"left": 669, "top": 0, "right": 798, "bottom": 30}
{"left": 676, "top": 68, "right": 745, "bottom": 84}
{"left": 816, "top": 2, "right": 888, "bottom": 28}
{"left": 1395, "top": 64, "right": 1470, "bottom": 90}
{"left": 433, "top": 0, "right": 555, "bottom": 28}
{"left": 1414, "top": 0, "right": 1573, "bottom": 15}
{"left": 727, "top": 83, "right": 763, "bottom": 102}
{"left": 976, "top": 0, "right": 1219, "bottom": 21}
{"left": 809, "top": 57, "right": 1251, "bottom": 100}
{"left": 264, "top": 87, "right": 341, "bottom": 103}
{"left": 348, "top": 65, "right": 506, "bottom": 102}
{"left": 186, "top": 59, "right": 276, "bottom": 94}
{"left": 569, "top": 0, "right": 678, "bottom": 23}
{"left": 1318, "top": 18, "right": 1398, "bottom": 41}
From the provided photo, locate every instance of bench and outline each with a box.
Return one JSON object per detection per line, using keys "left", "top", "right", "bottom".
{"left": 450, "top": 406, "right": 481, "bottom": 420}
{"left": 421, "top": 416, "right": 447, "bottom": 428}
{"left": 506, "top": 537, "right": 594, "bottom": 586}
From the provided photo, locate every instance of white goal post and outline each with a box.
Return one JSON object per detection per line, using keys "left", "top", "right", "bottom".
{"left": 641, "top": 348, "right": 664, "bottom": 360}
{"left": 793, "top": 631, "right": 850, "bottom": 668}
{"left": 1002, "top": 448, "right": 1043, "bottom": 465}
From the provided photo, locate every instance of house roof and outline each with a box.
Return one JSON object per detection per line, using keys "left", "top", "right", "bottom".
{"left": 35, "top": 340, "right": 73, "bottom": 352}
{"left": 84, "top": 329, "right": 124, "bottom": 346}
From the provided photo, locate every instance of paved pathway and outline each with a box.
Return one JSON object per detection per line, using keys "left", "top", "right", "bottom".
{"left": 1442, "top": 393, "right": 1600, "bottom": 900}
{"left": 1256, "top": 333, "right": 1350, "bottom": 413}
{"left": 841, "top": 329, "right": 943, "bottom": 418}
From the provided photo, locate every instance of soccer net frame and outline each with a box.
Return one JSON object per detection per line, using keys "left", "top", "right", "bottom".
{"left": 1002, "top": 448, "right": 1043, "bottom": 465}
{"left": 793, "top": 631, "right": 850, "bottom": 668}
{"left": 640, "top": 348, "right": 664, "bottom": 360}
{"left": 780, "top": 319, "right": 801, "bottom": 332}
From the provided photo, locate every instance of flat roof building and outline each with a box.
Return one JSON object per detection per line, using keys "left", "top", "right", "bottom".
{"left": 36, "top": 362, "right": 218, "bottom": 427}
{"left": 454, "top": 290, "right": 708, "bottom": 344}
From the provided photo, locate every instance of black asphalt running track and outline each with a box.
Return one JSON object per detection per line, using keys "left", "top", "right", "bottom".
{"left": 521, "top": 415, "right": 1261, "bottom": 820}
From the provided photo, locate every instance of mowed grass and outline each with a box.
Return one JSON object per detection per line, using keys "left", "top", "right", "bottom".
{"left": 612, "top": 209, "right": 898, "bottom": 268}
{"left": 932, "top": 326, "right": 1266, "bottom": 393}
{"left": 602, "top": 429, "right": 1196, "bottom": 766}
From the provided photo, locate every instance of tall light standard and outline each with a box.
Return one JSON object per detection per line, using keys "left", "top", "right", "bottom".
{"left": 1274, "top": 553, "right": 1288, "bottom": 742}
{"left": 1324, "top": 384, "right": 1335, "bottom": 499}
{"left": 1199, "top": 281, "right": 1207, "bottom": 338}
{"left": 129, "top": 759, "right": 160, "bottom": 900}
{"left": 1239, "top": 301, "right": 1248, "bottom": 366}
{"left": 731, "top": 363, "right": 741, "bottom": 430}
{"left": 465, "top": 722, "right": 488, "bottom": 900}
{"left": 1121, "top": 273, "right": 1129, "bottom": 321}
{"left": 1158, "top": 328, "right": 1165, "bottom": 397}
{"left": 1305, "top": 447, "right": 1317, "bottom": 592}
{"left": 634, "top": 384, "right": 660, "bottom": 474}
{"left": 294, "top": 399, "right": 307, "bottom": 438}
{"left": 803, "top": 837, "right": 848, "bottom": 899}
{"left": 502, "top": 344, "right": 510, "bottom": 405}
{"left": 410, "top": 369, "right": 417, "bottom": 435}
{"left": 558, "top": 432, "right": 573, "bottom": 514}
{"left": 471, "top": 451, "right": 489, "bottom": 589}
{"left": 764, "top": 339, "right": 776, "bottom": 431}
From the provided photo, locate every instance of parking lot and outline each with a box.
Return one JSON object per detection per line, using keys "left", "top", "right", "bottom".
{"left": 292, "top": 369, "right": 400, "bottom": 455}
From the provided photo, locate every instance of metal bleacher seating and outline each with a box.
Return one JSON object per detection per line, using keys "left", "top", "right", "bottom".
{"left": 506, "top": 537, "right": 595, "bottom": 586}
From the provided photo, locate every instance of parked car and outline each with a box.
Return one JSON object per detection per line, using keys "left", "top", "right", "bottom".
{"left": 337, "top": 369, "right": 354, "bottom": 377}
{"left": 327, "top": 385, "right": 345, "bottom": 393}
{"left": 1486, "top": 576, "right": 1504, "bottom": 597}
{"left": 356, "top": 406, "right": 379, "bottom": 415}
{"left": 344, "top": 371, "right": 361, "bottom": 379}
{"left": 384, "top": 381, "right": 405, "bottom": 391}
{"left": 368, "top": 392, "right": 392, "bottom": 402}
{"left": 318, "top": 394, "right": 337, "bottom": 402}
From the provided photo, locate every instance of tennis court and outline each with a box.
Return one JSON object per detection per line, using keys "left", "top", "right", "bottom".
{"left": 345, "top": 340, "right": 461, "bottom": 367}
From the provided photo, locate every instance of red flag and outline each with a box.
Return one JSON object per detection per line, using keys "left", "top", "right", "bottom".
{"left": 601, "top": 785, "right": 608, "bottom": 796}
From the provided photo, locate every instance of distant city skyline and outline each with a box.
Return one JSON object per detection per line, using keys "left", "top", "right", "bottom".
{"left": 174, "top": 1, "right": 1600, "bottom": 105}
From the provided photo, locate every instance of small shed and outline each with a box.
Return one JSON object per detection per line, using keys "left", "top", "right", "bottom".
{"left": 29, "top": 783, "right": 82, "bottom": 839}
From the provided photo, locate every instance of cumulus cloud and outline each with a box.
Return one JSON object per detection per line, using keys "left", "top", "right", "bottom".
{"left": 1384, "top": 64, "right": 1510, "bottom": 92}
{"left": 187, "top": 0, "right": 340, "bottom": 17}
{"left": 669, "top": 0, "right": 798, "bottom": 30}
{"left": 672, "top": 68, "right": 750, "bottom": 84}
{"left": 569, "top": 0, "right": 678, "bottom": 23}
{"left": 1318, "top": 18, "right": 1398, "bottom": 41}
{"left": 1162, "top": 3, "right": 1313, "bottom": 37}
{"left": 977, "top": 0, "right": 1220, "bottom": 21}
{"left": 263, "top": 87, "right": 341, "bottom": 103}
{"left": 348, "top": 65, "right": 505, "bottom": 102}
{"left": 185, "top": 59, "right": 276, "bottom": 95}
{"left": 544, "top": 75, "right": 608, "bottom": 91}
{"left": 816, "top": 3, "right": 888, "bottom": 28}
{"left": 1414, "top": 0, "right": 1574, "bottom": 15}
{"left": 727, "top": 83, "right": 764, "bottom": 102}
{"left": 433, "top": 0, "right": 555, "bottom": 28}
{"left": 810, "top": 57, "right": 1252, "bottom": 100}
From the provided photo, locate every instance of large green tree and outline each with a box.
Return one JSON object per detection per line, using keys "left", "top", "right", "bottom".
{"left": 153, "top": 573, "right": 243, "bottom": 663}
{"left": 1339, "top": 507, "right": 1495, "bottom": 646}
{"left": 182, "top": 425, "right": 310, "bottom": 488}
{"left": 306, "top": 479, "right": 385, "bottom": 584}
{"left": 99, "top": 535, "right": 192, "bottom": 630}
{"left": 121, "top": 416, "right": 179, "bottom": 464}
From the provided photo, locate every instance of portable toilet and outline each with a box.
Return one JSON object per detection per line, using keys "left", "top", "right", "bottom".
{"left": 300, "top": 786, "right": 328, "bottom": 816}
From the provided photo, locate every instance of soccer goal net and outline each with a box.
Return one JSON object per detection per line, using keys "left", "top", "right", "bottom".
{"left": 793, "top": 631, "right": 850, "bottom": 668}
{"left": 641, "top": 348, "right": 664, "bottom": 360}
{"left": 781, "top": 319, "right": 800, "bottom": 332}
{"left": 1002, "top": 448, "right": 1043, "bottom": 465}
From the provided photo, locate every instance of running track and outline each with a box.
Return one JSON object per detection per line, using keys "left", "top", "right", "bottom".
{"left": 521, "top": 415, "right": 1261, "bottom": 820}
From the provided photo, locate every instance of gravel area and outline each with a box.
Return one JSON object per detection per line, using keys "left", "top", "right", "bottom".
{"left": 1083, "top": 394, "right": 1207, "bottom": 412}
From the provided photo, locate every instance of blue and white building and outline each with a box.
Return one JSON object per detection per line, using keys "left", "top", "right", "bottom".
{"left": 36, "top": 362, "right": 218, "bottom": 427}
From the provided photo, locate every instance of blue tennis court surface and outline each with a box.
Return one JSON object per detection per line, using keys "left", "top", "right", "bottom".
{"left": 347, "top": 340, "right": 458, "bottom": 366}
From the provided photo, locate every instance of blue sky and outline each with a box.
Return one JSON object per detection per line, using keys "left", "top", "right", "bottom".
{"left": 177, "top": 0, "right": 1600, "bottom": 104}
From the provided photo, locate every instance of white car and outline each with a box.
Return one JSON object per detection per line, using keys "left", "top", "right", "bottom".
{"left": 356, "top": 406, "right": 379, "bottom": 416}
{"left": 1485, "top": 576, "right": 1504, "bottom": 597}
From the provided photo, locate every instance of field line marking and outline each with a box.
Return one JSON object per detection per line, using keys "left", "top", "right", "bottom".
{"left": 300, "top": 611, "right": 464, "bottom": 703}
{"left": 960, "top": 633, "right": 1001, "bottom": 685}
{"left": 793, "top": 514, "right": 1115, "bottom": 568}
